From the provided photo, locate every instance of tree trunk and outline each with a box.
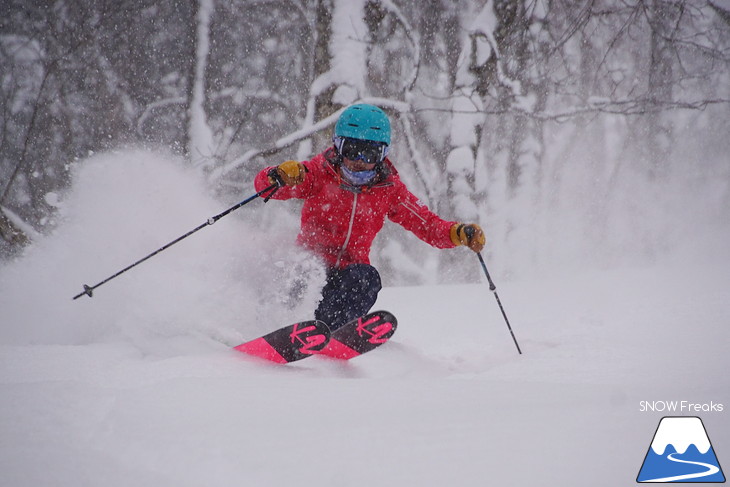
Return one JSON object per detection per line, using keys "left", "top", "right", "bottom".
{"left": 309, "top": 0, "right": 336, "bottom": 150}
{"left": 644, "top": 0, "right": 677, "bottom": 179}
{"left": 188, "top": 0, "right": 216, "bottom": 171}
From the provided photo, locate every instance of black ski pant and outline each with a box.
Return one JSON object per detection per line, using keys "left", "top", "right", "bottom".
{"left": 315, "top": 264, "right": 382, "bottom": 331}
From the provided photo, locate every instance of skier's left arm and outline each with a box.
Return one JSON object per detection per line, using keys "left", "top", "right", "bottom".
{"left": 388, "top": 186, "right": 485, "bottom": 252}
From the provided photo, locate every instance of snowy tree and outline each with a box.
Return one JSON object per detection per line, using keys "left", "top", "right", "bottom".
{"left": 187, "top": 0, "right": 216, "bottom": 171}
{"left": 0, "top": 0, "right": 728, "bottom": 282}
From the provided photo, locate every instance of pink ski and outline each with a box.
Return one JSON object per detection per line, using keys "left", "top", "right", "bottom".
{"left": 233, "top": 320, "right": 330, "bottom": 363}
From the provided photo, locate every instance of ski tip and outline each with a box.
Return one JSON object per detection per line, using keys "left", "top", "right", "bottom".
{"left": 233, "top": 319, "right": 331, "bottom": 364}
{"left": 234, "top": 338, "right": 289, "bottom": 364}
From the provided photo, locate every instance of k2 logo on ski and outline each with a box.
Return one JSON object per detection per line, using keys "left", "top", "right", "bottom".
{"left": 636, "top": 416, "right": 726, "bottom": 483}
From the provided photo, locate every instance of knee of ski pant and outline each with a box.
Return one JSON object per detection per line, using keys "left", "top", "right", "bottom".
{"left": 340, "top": 263, "right": 382, "bottom": 297}
{"left": 315, "top": 264, "right": 382, "bottom": 330}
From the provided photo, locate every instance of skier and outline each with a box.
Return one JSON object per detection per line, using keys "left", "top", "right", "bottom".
{"left": 254, "top": 103, "right": 484, "bottom": 331}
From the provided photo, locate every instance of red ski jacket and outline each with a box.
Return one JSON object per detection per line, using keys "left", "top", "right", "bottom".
{"left": 254, "top": 149, "right": 457, "bottom": 269}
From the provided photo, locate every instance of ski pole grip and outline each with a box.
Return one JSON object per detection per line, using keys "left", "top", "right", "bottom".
{"left": 267, "top": 168, "right": 285, "bottom": 188}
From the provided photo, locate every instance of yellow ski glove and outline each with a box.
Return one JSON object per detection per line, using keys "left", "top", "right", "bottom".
{"left": 450, "top": 223, "right": 486, "bottom": 253}
{"left": 268, "top": 160, "right": 307, "bottom": 186}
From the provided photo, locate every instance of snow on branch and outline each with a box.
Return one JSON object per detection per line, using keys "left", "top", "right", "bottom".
{"left": 413, "top": 94, "right": 730, "bottom": 119}
{"left": 211, "top": 97, "right": 410, "bottom": 182}
{"left": 0, "top": 205, "right": 38, "bottom": 245}
{"left": 526, "top": 97, "right": 730, "bottom": 121}
{"left": 136, "top": 97, "right": 186, "bottom": 135}
{"left": 378, "top": 0, "right": 421, "bottom": 93}
{"left": 211, "top": 109, "right": 340, "bottom": 181}
{"left": 470, "top": 2, "right": 523, "bottom": 100}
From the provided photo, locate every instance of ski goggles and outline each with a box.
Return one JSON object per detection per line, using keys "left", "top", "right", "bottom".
{"left": 334, "top": 136, "right": 388, "bottom": 166}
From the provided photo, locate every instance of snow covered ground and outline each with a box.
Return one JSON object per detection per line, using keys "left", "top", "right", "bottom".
{"left": 1, "top": 151, "right": 728, "bottom": 486}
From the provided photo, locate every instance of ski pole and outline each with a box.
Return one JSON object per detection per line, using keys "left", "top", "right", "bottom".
{"left": 476, "top": 252, "right": 523, "bottom": 354}
{"left": 72, "top": 183, "right": 280, "bottom": 300}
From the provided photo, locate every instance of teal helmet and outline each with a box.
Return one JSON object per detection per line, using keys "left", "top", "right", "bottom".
{"left": 334, "top": 104, "right": 391, "bottom": 145}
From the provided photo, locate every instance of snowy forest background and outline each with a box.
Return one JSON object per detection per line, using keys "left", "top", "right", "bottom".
{"left": 1, "top": 0, "right": 729, "bottom": 286}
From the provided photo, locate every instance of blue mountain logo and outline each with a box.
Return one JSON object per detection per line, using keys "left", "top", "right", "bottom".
{"left": 637, "top": 416, "right": 725, "bottom": 483}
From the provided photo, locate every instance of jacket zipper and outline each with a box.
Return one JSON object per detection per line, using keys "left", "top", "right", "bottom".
{"left": 336, "top": 192, "right": 358, "bottom": 267}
